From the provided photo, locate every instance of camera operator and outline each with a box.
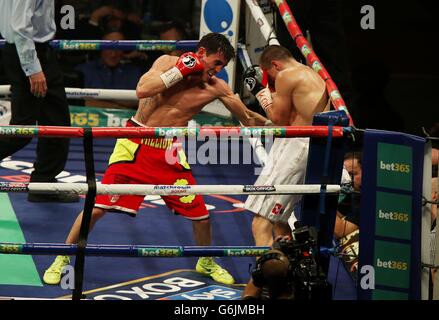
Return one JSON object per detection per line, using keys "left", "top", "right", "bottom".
{"left": 242, "top": 247, "right": 294, "bottom": 300}
{"left": 242, "top": 228, "right": 332, "bottom": 300}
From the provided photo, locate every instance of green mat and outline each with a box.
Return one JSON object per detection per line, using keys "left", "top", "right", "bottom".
{"left": 0, "top": 193, "right": 43, "bottom": 286}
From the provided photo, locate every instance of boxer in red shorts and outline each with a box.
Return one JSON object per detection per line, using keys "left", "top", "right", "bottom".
{"left": 95, "top": 118, "right": 208, "bottom": 220}
{"left": 43, "top": 33, "right": 268, "bottom": 286}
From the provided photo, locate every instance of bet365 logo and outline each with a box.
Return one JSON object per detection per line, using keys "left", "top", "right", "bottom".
{"left": 377, "top": 209, "right": 409, "bottom": 222}
{"left": 376, "top": 258, "right": 408, "bottom": 271}
{"left": 379, "top": 161, "right": 410, "bottom": 173}
{"left": 377, "top": 143, "right": 412, "bottom": 191}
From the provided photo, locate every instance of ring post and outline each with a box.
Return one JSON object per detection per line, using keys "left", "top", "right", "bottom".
{"left": 359, "top": 130, "right": 425, "bottom": 300}
{"left": 300, "top": 110, "right": 350, "bottom": 275}
{"left": 72, "top": 128, "right": 97, "bottom": 300}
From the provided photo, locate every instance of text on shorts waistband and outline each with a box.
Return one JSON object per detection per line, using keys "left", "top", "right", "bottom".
{"left": 127, "top": 118, "right": 175, "bottom": 150}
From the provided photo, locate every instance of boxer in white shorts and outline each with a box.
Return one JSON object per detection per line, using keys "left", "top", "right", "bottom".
{"left": 242, "top": 45, "right": 332, "bottom": 246}
{"left": 245, "top": 136, "right": 309, "bottom": 224}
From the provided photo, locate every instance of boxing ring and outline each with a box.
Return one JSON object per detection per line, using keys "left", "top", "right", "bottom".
{"left": 0, "top": 123, "right": 351, "bottom": 300}
{"left": 0, "top": 1, "right": 435, "bottom": 301}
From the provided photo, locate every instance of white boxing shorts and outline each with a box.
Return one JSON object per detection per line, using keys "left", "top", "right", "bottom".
{"left": 244, "top": 137, "right": 310, "bottom": 224}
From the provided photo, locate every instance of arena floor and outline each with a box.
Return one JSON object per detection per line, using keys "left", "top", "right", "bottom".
{"left": 0, "top": 138, "right": 356, "bottom": 300}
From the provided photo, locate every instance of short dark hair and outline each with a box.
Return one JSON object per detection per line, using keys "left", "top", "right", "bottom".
{"left": 157, "top": 20, "right": 188, "bottom": 40}
{"left": 197, "top": 33, "right": 235, "bottom": 62}
{"left": 259, "top": 45, "right": 293, "bottom": 69}
{"left": 344, "top": 151, "right": 362, "bottom": 167}
{"left": 101, "top": 29, "right": 126, "bottom": 40}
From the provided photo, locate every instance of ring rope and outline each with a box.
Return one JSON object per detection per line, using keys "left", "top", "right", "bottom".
{"left": 245, "top": 0, "right": 280, "bottom": 46}
{"left": 0, "top": 39, "right": 198, "bottom": 51}
{"left": 273, "top": 0, "right": 353, "bottom": 126}
{"left": 0, "top": 125, "right": 349, "bottom": 138}
{"left": 0, "top": 6, "right": 355, "bottom": 296}
{"left": 0, "top": 182, "right": 341, "bottom": 196}
{"left": 0, "top": 85, "right": 233, "bottom": 119}
{"left": 236, "top": 44, "right": 268, "bottom": 166}
{"left": 0, "top": 3, "right": 356, "bottom": 301}
{"left": 0, "top": 243, "right": 335, "bottom": 257}
{"left": 0, "top": 243, "right": 270, "bottom": 257}
{"left": 0, "top": 85, "right": 136, "bottom": 100}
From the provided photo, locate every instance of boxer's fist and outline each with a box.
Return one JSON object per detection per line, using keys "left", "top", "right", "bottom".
{"left": 160, "top": 52, "right": 204, "bottom": 88}
{"left": 243, "top": 66, "right": 265, "bottom": 96}
{"left": 243, "top": 66, "right": 272, "bottom": 112}
{"left": 176, "top": 52, "right": 204, "bottom": 77}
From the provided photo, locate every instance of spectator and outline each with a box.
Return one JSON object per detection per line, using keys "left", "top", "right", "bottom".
{"left": 141, "top": 20, "right": 190, "bottom": 71}
{"left": 334, "top": 151, "right": 362, "bottom": 275}
{"left": 76, "top": 29, "right": 142, "bottom": 109}
{"left": 431, "top": 167, "right": 438, "bottom": 224}
{"left": 156, "top": 20, "right": 188, "bottom": 56}
{"left": 433, "top": 149, "right": 439, "bottom": 166}
{"left": 334, "top": 151, "right": 362, "bottom": 239}
{"left": 77, "top": 2, "right": 142, "bottom": 41}
{"left": 428, "top": 122, "right": 439, "bottom": 166}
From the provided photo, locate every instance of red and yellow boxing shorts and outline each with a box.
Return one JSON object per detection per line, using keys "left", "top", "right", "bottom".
{"left": 95, "top": 118, "right": 209, "bottom": 220}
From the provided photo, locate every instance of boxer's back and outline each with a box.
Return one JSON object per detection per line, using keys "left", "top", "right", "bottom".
{"left": 277, "top": 64, "right": 329, "bottom": 126}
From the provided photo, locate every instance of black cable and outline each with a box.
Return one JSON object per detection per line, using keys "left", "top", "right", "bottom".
{"left": 72, "top": 128, "right": 96, "bottom": 301}
{"left": 423, "top": 196, "right": 439, "bottom": 206}
{"left": 422, "top": 127, "right": 439, "bottom": 142}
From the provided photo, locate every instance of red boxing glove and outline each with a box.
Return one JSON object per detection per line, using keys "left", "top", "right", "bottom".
{"left": 261, "top": 68, "right": 275, "bottom": 92}
{"left": 176, "top": 52, "right": 204, "bottom": 77}
{"left": 160, "top": 52, "right": 204, "bottom": 88}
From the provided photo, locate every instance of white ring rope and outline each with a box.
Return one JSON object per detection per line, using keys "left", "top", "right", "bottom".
{"left": 245, "top": 0, "right": 280, "bottom": 46}
{"left": 0, "top": 85, "right": 232, "bottom": 119}
{"left": 237, "top": 43, "right": 253, "bottom": 68}
{"left": 240, "top": 119, "right": 268, "bottom": 166}
{"left": 0, "top": 85, "right": 135, "bottom": 100}
{"left": 26, "top": 183, "right": 341, "bottom": 196}
{"left": 239, "top": 0, "right": 284, "bottom": 165}
{"left": 65, "top": 87, "right": 136, "bottom": 100}
{"left": 237, "top": 44, "right": 268, "bottom": 166}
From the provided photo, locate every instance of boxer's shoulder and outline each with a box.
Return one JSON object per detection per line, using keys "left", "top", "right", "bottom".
{"left": 152, "top": 54, "right": 178, "bottom": 71}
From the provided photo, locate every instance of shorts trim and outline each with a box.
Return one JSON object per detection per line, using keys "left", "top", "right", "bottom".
{"left": 129, "top": 117, "right": 146, "bottom": 127}
{"left": 94, "top": 204, "right": 137, "bottom": 217}
{"left": 185, "top": 213, "right": 210, "bottom": 221}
